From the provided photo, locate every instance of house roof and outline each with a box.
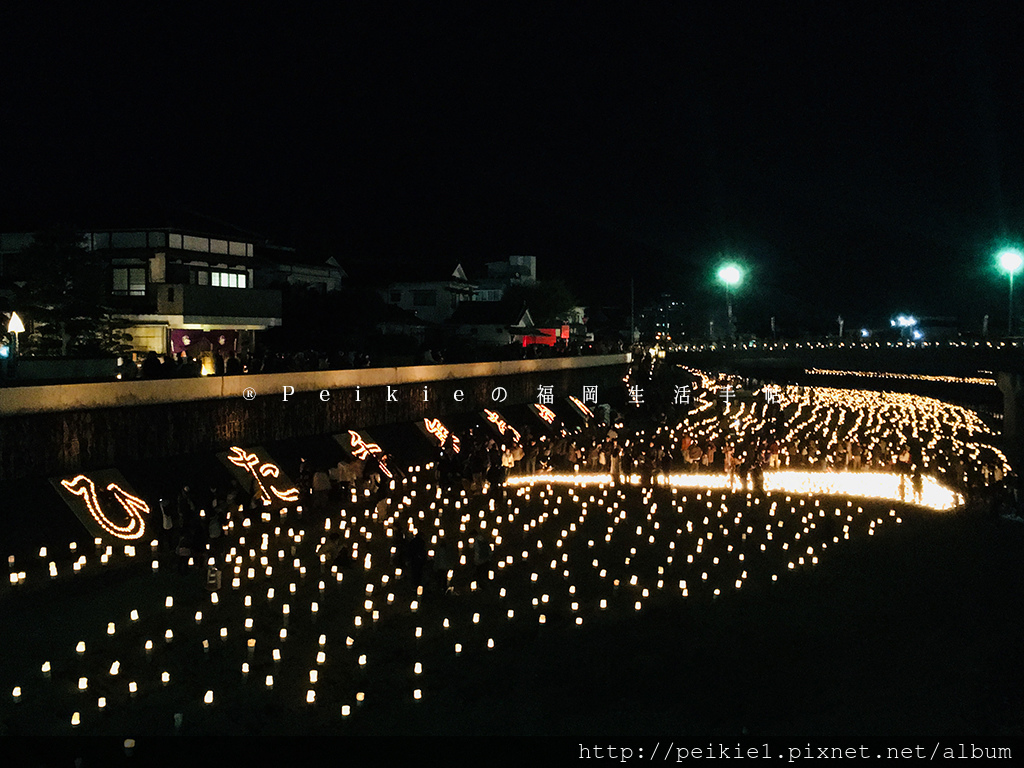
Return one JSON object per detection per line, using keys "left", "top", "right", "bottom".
{"left": 255, "top": 244, "right": 346, "bottom": 275}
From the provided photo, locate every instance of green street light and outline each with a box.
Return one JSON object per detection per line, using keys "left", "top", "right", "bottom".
{"left": 997, "top": 247, "right": 1024, "bottom": 335}
{"left": 716, "top": 263, "right": 743, "bottom": 336}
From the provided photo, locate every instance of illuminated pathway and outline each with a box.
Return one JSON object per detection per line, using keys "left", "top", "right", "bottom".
{"left": 507, "top": 469, "right": 963, "bottom": 511}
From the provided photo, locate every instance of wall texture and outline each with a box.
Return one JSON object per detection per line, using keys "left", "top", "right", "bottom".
{"left": 0, "top": 355, "right": 629, "bottom": 481}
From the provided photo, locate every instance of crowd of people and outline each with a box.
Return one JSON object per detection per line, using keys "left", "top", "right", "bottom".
{"left": 133, "top": 340, "right": 627, "bottom": 380}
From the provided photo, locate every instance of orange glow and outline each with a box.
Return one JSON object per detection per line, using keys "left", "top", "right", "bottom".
{"left": 228, "top": 447, "right": 300, "bottom": 504}
{"left": 484, "top": 410, "right": 521, "bottom": 442}
{"left": 59, "top": 476, "right": 147, "bottom": 540}
{"left": 424, "top": 418, "right": 460, "bottom": 453}
{"left": 568, "top": 396, "right": 594, "bottom": 418}
{"left": 535, "top": 404, "right": 556, "bottom": 424}
{"left": 347, "top": 431, "right": 392, "bottom": 478}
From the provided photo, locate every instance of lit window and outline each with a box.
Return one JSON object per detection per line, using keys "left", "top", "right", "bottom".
{"left": 211, "top": 271, "right": 246, "bottom": 289}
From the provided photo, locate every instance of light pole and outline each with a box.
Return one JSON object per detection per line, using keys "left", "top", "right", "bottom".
{"left": 998, "top": 248, "right": 1024, "bottom": 336}
{"left": 717, "top": 263, "right": 742, "bottom": 339}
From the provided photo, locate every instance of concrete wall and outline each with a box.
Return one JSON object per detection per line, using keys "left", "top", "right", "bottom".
{"left": 0, "top": 355, "right": 629, "bottom": 481}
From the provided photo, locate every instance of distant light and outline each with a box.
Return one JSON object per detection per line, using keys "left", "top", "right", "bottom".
{"left": 912, "top": 329, "right": 923, "bottom": 340}
{"left": 0, "top": 345, "right": 8, "bottom": 359}
{"left": 998, "top": 247, "right": 1024, "bottom": 275}
{"left": 717, "top": 264, "right": 742, "bottom": 286}
{"left": 860, "top": 329, "right": 870, "bottom": 338}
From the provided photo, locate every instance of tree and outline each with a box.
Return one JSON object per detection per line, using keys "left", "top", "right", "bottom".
{"left": 11, "top": 227, "right": 133, "bottom": 357}
{"left": 501, "top": 278, "right": 578, "bottom": 326}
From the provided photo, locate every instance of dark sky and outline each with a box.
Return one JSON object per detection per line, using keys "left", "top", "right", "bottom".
{"left": 3, "top": 3, "right": 1024, "bottom": 332}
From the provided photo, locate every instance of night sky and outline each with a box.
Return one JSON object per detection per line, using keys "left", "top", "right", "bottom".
{"left": 3, "top": 3, "right": 1024, "bottom": 332}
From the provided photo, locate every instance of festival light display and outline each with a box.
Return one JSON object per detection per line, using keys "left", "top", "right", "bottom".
{"left": 483, "top": 410, "right": 521, "bottom": 443}
{"left": 423, "top": 418, "right": 460, "bottom": 452}
{"left": 346, "top": 431, "right": 393, "bottom": 478}
{"left": 227, "top": 447, "right": 300, "bottom": 503}
{"left": 58, "top": 475, "right": 148, "bottom": 540}
{"left": 805, "top": 368, "right": 996, "bottom": 386}
{"left": 534, "top": 404, "right": 557, "bottom": 424}
{"left": 8, "top": 369, "right": 1011, "bottom": 735}
{"left": 568, "top": 396, "right": 594, "bottom": 419}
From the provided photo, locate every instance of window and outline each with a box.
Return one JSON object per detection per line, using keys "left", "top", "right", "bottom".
{"left": 112, "top": 232, "right": 147, "bottom": 249}
{"left": 112, "top": 267, "right": 147, "bottom": 296}
{"left": 211, "top": 271, "right": 247, "bottom": 288}
{"left": 412, "top": 290, "right": 436, "bottom": 307}
{"left": 183, "top": 235, "right": 209, "bottom": 253}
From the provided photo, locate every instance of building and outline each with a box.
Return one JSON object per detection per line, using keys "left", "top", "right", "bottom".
{"left": 470, "top": 255, "right": 537, "bottom": 302}
{"left": 383, "top": 264, "right": 477, "bottom": 325}
{"left": 446, "top": 301, "right": 538, "bottom": 346}
{"left": 253, "top": 243, "right": 346, "bottom": 293}
{"left": 0, "top": 227, "right": 282, "bottom": 362}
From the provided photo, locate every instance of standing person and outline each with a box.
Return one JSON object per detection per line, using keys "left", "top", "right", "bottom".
{"left": 207, "top": 505, "right": 223, "bottom": 558}
{"left": 609, "top": 440, "right": 621, "bottom": 481}
{"left": 501, "top": 445, "right": 515, "bottom": 486}
{"left": 524, "top": 438, "right": 538, "bottom": 475}
{"left": 850, "top": 440, "right": 862, "bottom": 470}
{"left": 312, "top": 467, "right": 331, "bottom": 517}
{"left": 472, "top": 535, "right": 491, "bottom": 579}
{"left": 688, "top": 441, "right": 703, "bottom": 471}
{"left": 409, "top": 531, "right": 427, "bottom": 587}
{"left": 434, "top": 541, "right": 453, "bottom": 593}
{"left": 897, "top": 446, "right": 912, "bottom": 474}
{"left": 160, "top": 496, "right": 177, "bottom": 553}
{"left": 225, "top": 350, "right": 243, "bottom": 375}
{"left": 724, "top": 444, "right": 737, "bottom": 488}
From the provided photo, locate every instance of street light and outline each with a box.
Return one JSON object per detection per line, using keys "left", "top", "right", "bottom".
{"left": 716, "top": 264, "right": 742, "bottom": 338}
{"left": 997, "top": 247, "right": 1024, "bottom": 336}
{"left": 6, "top": 312, "right": 24, "bottom": 377}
